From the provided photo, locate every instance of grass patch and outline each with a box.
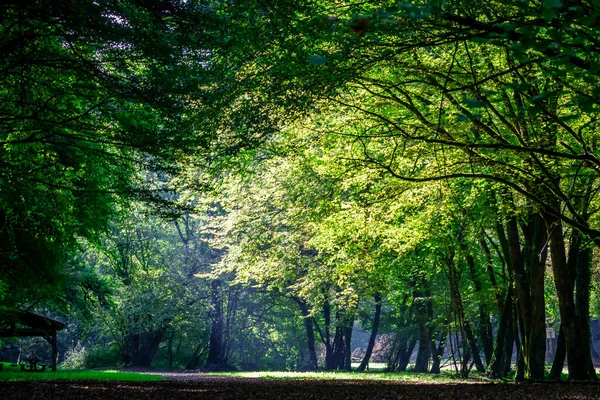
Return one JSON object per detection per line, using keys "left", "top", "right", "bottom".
{"left": 0, "top": 362, "right": 163, "bottom": 382}
{"left": 209, "top": 370, "right": 490, "bottom": 383}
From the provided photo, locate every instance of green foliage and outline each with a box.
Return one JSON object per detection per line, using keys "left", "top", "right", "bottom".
{"left": 3, "top": 0, "right": 600, "bottom": 382}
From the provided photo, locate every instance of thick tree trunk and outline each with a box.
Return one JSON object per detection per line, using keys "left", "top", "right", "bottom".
{"left": 463, "top": 320, "right": 485, "bottom": 374}
{"left": 125, "top": 330, "right": 165, "bottom": 368}
{"left": 488, "top": 288, "right": 514, "bottom": 378}
{"left": 320, "top": 301, "right": 355, "bottom": 371}
{"left": 573, "top": 234, "right": 598, "bottom": 379}
{"left": 343, "top": 326, "right": 353, "bottom": 371}
{"left": 505, "top": 210, "right": 548, "bottom": 380}
{"left": 293, "top": 297, "right": 318, "bottom": 371}
{"left": 357, "top": 294, "right": 382, "bottom": 372}
{"left": 506, "top": 215, "right": 532, "bottom": 369}
{"left": 413, "top": 324, "right": 431, "bottom": 373}
{"left": 515, "top": 328, "right": 525, "bottom": 381}
{"left": 123, "top": 332, "right": 139, "bottom": 365}
{"left": 331, "top": 327, "right": 344, "bottom": 370}
{"left": 490, "top": 216, "right": 517, "bottom": 378}
{"left": 526, "top": 212, "right": 548, "bottom": 380}
{"left": 413, "top": 286, "right": 432, "bottom": 373}
{"left": 549, "top": 326, "right": 565, "bottom": 380}
{"left": 399, "top": 335, "right": 418, "bottom": 372}
{"left": 328, "top": 325, "right": 353, "bottom": 371}
{"left": 429, "top": 328, "right": 447, "bottom": 374}
{"left": 544, "top": 212, "right": 594, "bottom": 380}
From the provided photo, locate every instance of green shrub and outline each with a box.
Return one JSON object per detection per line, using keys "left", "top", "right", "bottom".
{"left": 61, "top": 344, "right": 87, "bottom": 369}
{"left": 61, "top": 343, "right": 122, "bottom": 369}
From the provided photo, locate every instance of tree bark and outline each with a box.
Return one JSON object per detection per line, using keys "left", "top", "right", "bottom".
{"left": 479, "top": 237, "right": 503, "bottom": 311}
{"left": 506, "top": 215, "right": 532, "bottom": 367}
{"left": 398, "top": 335, "right": 418, "bottom": 372}
{"left": 573, "top": 233, "right": 598, "bottom": 379}
{"left": 488, "top": 288, "right": 514, "bottom": 378}
{"left": 429, "top": 328, "right": 447, "bottom": 374}
{"left": 125, "top": 330, "right": 165, "bottom": 368}
{"left": 525, "top": 212, "right": 548, "bottom": 380}
{"left": 549, "top": 326, "right": 565, "bottom": 380}
{"left": 413, "top": 280, "right": 432, "bottom": 374}
{"left": 343, "top": 326, "right": 353, "bottom": 371}
{"left": 447, "top": 255, "right": 485, "bottom": 374}
{"left": 293, "top": 298, "right": 318, "bottom": 371}
{"left": 357, "top": 294, "right": 382, "bottom": 372}
{"left": 186, "top": 343, "right": 208, "bottom": 370}
{"left": 544, "top": 212, "right": 594, "bottom": 380}
{"left": 206, "top": 279, "right": 224, "bottom": 366}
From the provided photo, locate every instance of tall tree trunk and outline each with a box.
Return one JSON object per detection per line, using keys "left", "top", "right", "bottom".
{"left": 573, "top": 233, "right": 598, "bottom": 379}
{"left": 525, "top": 212, "right": 548, "bottom": 380}
{"left": 502, "top": 313, "right": 515, "bottom": 377}
{"left": 413, "top": 285, "right": 432, "bottom": 373}
{"left": 331, "top": 326, "right": 344, "bottom": 370}
{"left": 123, "top": 332, "right": 139, "bottom": 365}
{"left": 515, "top": 326, "right": 525, "bottom": 381}
{"left": 323, "top": 301, "right": 334, "bottom": 370}
{"left": 132, "top": 330, "right": 165, "bottom": 367}
{"left": 550, "top": 225, "right": 596, "bottom": 380}
{"left": 447, "top": 255, "right": 485, "bottom": 374}
{"left": 506, "top": 215, "right": 532, "bottom": 375}
{"left": 343, "top": 326, "right": 353, "bottom": 371}
{"left": 488, "top": 288, "right": 515, "bottom": 378}
{"left": 357, "top": 294, "right": 382, "bottom": 372}
{"left": 206, "top": 279, "right": 224, "bottom": 366}
{"left": 490, "top": 216, "right": 517, "bottom": 378}
{"left": 293, "top": 297, "right": 318, "bottom": 371}
{"left": 549, "top": 326, "right": 565, "bottom": 380}
{"left": 429, "top": 327, "right": 448, "bottom": 374}
{"left": 167, "top": 331, "right": 174, "bottom": 369}
{"left": 398, "top": 334, "right": 418, "bottom": 372}
{"left": 544, "top": 212, "right": 594, "bottom": 380}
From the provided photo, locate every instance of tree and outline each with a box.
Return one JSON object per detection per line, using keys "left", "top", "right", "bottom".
{"left": 244, "top": 1, "right": 600, "bottom": 379}
{"left": 0, "top": 0, "right": 282, "bottom": 313}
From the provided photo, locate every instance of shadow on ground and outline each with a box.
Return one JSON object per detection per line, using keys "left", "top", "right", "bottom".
{"left": 2, "top": 375, "right": 600, "bottom": 400}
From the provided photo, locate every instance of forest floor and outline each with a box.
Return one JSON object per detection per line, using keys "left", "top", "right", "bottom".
{"left": 2, "top": 373, "right": 600, "bottom": 399}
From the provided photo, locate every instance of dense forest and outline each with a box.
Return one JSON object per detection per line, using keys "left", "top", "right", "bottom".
{"left": 2, "top": 0, "right": 600, "bottom": 382}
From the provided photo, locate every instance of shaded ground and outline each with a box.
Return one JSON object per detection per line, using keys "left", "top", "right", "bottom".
{"left": 3, "top": 374, "right": 600, "bottom": 399}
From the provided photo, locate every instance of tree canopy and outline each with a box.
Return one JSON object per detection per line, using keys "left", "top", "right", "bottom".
{"left": 3, "top": 0, "right": 600, "bottom": 383}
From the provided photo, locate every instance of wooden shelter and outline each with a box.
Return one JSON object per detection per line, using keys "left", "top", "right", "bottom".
{"left": 0, "top": 311, "right": 65, "bottom": 371}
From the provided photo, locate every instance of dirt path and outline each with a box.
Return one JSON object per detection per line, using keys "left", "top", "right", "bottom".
{"left": 2, "top": 375, "right": 600, "bottom": 399}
